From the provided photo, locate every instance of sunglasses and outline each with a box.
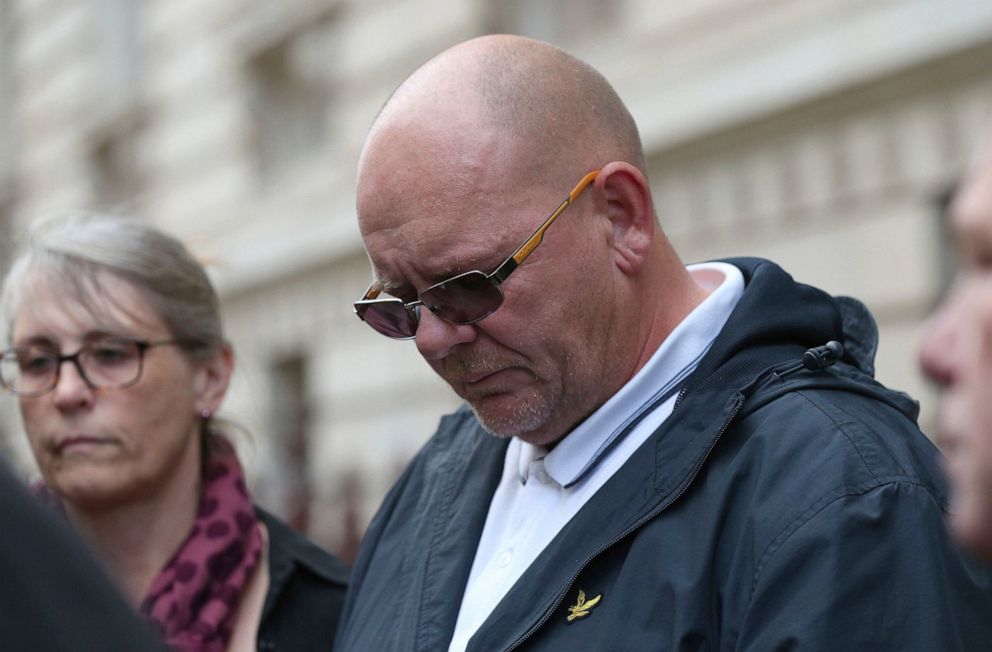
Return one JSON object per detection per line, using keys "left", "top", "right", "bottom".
{"left": 354, "top": 170, "right": 600, "bottom": 339}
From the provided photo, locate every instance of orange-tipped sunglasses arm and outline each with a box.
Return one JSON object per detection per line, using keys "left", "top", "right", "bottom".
{"left": 509, "top": 170, "right": 599, "bottom": 265}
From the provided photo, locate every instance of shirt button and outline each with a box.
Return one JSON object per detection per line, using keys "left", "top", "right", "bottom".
{"left": 496, "top": 549, "right": 513, "bottom": 568}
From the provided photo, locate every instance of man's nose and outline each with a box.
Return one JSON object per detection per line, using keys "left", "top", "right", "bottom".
{"left": 919, "top": 296, "right": 963, "bottom": 387}
{"left": 415, "top": 309, "right": 478, "bottom": 361}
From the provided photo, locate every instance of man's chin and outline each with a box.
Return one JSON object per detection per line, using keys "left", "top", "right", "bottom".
{"left": 467, "top": 392, "right": 552, "bottom": 442}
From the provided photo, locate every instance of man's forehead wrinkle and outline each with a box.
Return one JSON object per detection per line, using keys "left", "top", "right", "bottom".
{"left": 359, "top": 135, "right": 507, "bottom": 230}
{"left": 360, "top": 156, "right": 519, "bottom": 252}
{"left": 367, "top": 220, "right": 512, "bottom": 298}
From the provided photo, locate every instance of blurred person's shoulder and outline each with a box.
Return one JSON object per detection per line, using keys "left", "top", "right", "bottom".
{"left": 0, "top": 462, "right": 163, "bottom": 651}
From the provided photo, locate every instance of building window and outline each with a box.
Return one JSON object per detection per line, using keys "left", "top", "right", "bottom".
{"left": 270, "top": 354, "right": 313, "bottom": 533}
{"left": 247, "top": 24, "right": 331, "bottom": 184}
{"left": 82, "top": 0, "right": 143, "bottom": 212}
{"left": 488, "top": 0, "right": 618, "bottom": 45}
{"left": 90, "top": 124, "right": 143, "bottom": 212}
{"left": 933, "top": 184, "right": 959, "bottom": 299}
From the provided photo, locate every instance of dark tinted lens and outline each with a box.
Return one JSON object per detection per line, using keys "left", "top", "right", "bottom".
{"left": 357, "top": 301, "right": 419, "bottom": 339}
{"left": 420, "top": 272, "right": 504, "bottom": 324}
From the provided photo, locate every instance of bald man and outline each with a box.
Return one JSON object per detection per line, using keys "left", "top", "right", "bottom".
{"left": 338, "top": 36, "right": 992, "bottom": 651}
{"left": 921, "top": 136, "right": 992, "bottom": 560}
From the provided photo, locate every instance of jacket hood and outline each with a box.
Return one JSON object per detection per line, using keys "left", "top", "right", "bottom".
{"left": 687, "top": 258, "right": 919, "bottom": 421}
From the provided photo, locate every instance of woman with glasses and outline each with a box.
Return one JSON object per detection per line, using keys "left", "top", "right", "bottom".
{"left": 0, "top": 214, "right": 347, "bottom": 651}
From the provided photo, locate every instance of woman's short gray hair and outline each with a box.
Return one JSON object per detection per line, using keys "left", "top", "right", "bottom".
{"left": 1, "top": 213, "right": 224, "bottom": 358}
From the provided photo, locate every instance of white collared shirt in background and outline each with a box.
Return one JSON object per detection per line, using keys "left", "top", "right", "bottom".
{"left": 447, "top": 262, "right": 744, "bottom": 651}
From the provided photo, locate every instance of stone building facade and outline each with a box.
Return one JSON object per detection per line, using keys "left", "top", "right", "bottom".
{"left": 1, "top": 0, "right": 991, "bottom": 557}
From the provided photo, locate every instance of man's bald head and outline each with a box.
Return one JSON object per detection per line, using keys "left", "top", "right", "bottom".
{"left": 361, "top": 35, "right": 646, "bottom": 190}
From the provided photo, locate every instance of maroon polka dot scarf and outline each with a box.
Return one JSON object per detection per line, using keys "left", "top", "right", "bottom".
{"left": 139, "top": 436, "right": 264, "bottom": 651}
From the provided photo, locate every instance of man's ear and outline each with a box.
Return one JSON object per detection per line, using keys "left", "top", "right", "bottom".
{"left": 193, "top": 344, "right": 234, "bottom": 417}
{"left": 594, "top": 161, "right": 655, "bottom": 275}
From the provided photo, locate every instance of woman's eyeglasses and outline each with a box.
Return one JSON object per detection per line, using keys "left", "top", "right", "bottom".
{"left": 0, "top": 337, "right": 187, "bottom": 397}
{"left": 354, "top": 170, "right": 599, "bottom": 339}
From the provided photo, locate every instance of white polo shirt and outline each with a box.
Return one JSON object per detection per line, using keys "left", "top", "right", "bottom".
{"left": 447, "top": 262, "right": 744, "bottom": 652}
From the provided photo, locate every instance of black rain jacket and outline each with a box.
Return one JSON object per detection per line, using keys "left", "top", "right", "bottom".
{"left": 336, "top": 258, "right": 992, "bottom": 651}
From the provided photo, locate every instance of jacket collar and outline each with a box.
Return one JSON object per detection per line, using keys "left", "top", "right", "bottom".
{"left": 255, "top": 506, "right": 348, "bottom": 624}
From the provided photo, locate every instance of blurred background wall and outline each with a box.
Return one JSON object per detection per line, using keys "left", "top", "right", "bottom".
{"left": 1, "top": 0, "right": 991, "bottom": 561}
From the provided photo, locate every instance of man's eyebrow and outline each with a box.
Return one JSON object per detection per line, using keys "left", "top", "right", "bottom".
{"left": 375, "top": 248, "right": 500, "bottom": 296}
{"left": 428, "top": 251, "right": 500, "bottom": 283}
{"left": 952, "top": 208, "right": 992, "bottom": 254}
{"left": 378, "top": 279, "right": 408, "bottom": 296}
{"left": 377, "top": 264, "right": 462, "bottom": 295}
{"left": 969, "top": 237, "right": 992, "bottom": 263}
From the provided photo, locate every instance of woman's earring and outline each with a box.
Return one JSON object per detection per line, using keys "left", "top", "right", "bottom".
{"left": 200, "top": 408, "right": 212, "bottom": 421}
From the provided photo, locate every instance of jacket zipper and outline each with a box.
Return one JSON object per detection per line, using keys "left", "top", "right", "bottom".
{"left": 501, "top": 393, "right": 745, "bottom": 652}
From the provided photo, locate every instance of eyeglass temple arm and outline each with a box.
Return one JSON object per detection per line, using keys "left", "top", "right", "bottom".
{"left": 360, "top": 283, "right": 382, "bottom": 301}
{"left": 490, "top": 170, "right": 599, "bottom": 284}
